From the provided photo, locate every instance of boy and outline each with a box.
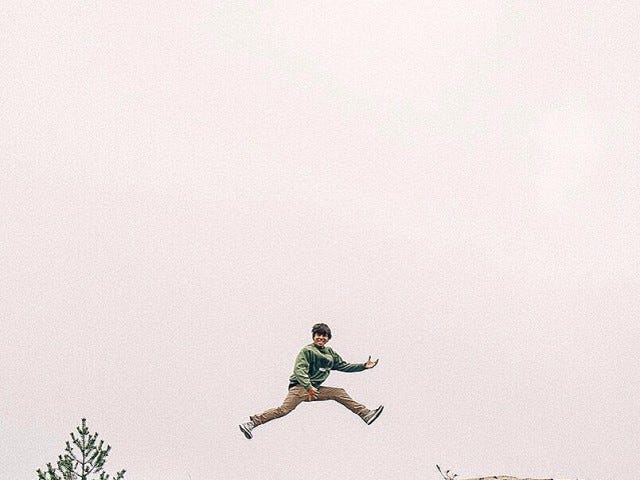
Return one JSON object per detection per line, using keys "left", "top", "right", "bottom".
{"left": 239, "top": 323, "right": 384, "bottom": 439}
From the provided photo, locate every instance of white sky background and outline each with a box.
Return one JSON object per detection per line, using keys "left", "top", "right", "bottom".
{"left": 2, "top": 2, "right": 639, "bottom": 479}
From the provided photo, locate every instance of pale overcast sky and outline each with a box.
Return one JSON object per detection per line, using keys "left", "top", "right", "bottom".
{"left": 2, "top": 2, "right": 639, "bottom": 480}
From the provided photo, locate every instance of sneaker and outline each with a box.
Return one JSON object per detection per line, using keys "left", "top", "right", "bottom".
{"left": 239, "top": 421, "right": 255, "bottom": 439}
{"left": 362, "top": 405, "right": 384, "bottom": 425}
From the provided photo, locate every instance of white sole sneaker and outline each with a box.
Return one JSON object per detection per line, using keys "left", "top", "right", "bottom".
{"left": 239, "top": 423, "right": 253, "bottom": 439}
{"left": 364, "top": 405, "right": 384, "bottom": 425}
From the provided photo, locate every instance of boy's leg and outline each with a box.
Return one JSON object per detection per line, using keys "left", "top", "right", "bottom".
{"left": 315, "top": 386, "right": 370, "bottom": 419}
{"left": 250, "top": 386, "right": 307, "bottom": 426}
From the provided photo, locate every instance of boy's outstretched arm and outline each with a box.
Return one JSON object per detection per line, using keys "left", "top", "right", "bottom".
{"left": 331, "top": 351, "right": 379, "bottom": 372}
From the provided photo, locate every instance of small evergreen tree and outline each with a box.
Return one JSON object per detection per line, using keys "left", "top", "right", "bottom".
{"left": 37, "top": 418, "right": 126, "bottom": 480}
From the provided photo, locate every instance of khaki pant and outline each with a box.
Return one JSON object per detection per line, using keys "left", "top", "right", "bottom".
{"left": 250, "top": 385, "right": 370, "bottom": 426}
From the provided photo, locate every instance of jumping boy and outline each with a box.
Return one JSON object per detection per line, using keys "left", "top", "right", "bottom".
{"left": 239, "top": 323, "right": 384, "bottom": 439}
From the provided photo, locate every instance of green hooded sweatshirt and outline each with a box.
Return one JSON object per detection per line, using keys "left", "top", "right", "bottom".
{"left": 288, "top": 343, "right": 366, "bottom": 390}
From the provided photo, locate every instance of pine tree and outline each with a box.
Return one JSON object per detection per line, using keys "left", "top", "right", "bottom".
{"left": 36, "top": 418, "right": 126, "bottom": 480}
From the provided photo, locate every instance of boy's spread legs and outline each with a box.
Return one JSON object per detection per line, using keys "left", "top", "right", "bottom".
{"left": 252, "top": 385, "right": 371, "bottom": 425}
{"left": 240, "top": 385, "right": 382, "bottom": 439}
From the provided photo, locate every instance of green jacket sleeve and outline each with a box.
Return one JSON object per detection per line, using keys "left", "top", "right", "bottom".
{"left": 292, "top": 348, "right": 313, "bottom": 389}
{"left": 331, "top": 349, "right": 366, "bottom": 373}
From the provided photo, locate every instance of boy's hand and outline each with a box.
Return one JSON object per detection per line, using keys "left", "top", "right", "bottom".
{"left": 364, "top": 355, "right": 379, "bottom": 369}
{"left": 307, "top": 386, "right": 319, "bottom": 400}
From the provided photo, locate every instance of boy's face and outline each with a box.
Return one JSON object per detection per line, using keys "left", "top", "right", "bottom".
{"left": 313, "top": 332, "right": 329, "bottom": 348}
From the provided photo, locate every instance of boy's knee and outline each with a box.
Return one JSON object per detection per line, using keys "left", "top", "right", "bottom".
{"left": 276, "top": 404, "right": 295, "bottom": 417}
{"left": 277, "top": 399, "right": 301, "bottom": 416}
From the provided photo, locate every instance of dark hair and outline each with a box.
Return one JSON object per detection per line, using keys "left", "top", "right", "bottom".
{"left": 311, "top": 323, "right": 332, "bottom": 340}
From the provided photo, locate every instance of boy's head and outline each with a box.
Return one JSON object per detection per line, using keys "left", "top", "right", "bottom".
{"left": 311, "top": 323, "right": 332, "bottom": 340}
